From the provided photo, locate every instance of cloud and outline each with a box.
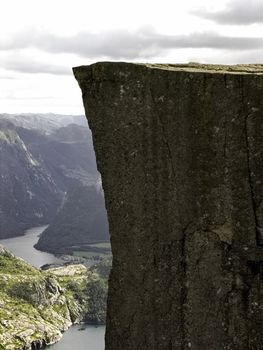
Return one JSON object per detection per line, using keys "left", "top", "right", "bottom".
{"left": 188, "top": 49, "right": 263, "bottom": 65}
{"left": 1, "top": 55, "right": 71, "bottom": 75}
{"left": 193, "top": 0, "right": 263, "bottom": 25}
{"left": 1, "top": 27, "right": 262, "bottom": 76}
{"left": 3, "top": 95, "right": 57, "bottom": 100}
{"left": 0, "top": 75, "right": 16, "bottom": 80}
{"left": 1, "top": 27, "right": 263, "bottom": 61}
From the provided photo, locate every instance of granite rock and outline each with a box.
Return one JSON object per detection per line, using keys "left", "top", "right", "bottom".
{"left": 74, "top": 62, "right": 263, "bottom": 350}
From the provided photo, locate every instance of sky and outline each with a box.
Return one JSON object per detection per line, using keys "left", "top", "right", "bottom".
{"left": 1, "top": 0, "right": 263, "bottom": 114}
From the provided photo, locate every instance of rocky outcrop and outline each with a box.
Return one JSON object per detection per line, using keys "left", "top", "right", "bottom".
{"left": 0, "top": 245, "right": 108, "bottom": 350}
{"left": 74, "top": 63, "right": 263, "bottom": 349}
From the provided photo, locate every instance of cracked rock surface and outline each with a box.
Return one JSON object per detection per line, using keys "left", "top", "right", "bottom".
{"left": 74, "top": 62, "right": 263, "bottom": 350}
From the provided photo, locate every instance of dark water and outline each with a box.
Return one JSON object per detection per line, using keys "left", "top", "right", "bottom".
{"left": 0, "top": 226, "right": 63, "bottom": 268}
{"left": 46, "top": 325, "right": 105, "bottom": 350}
{"left": 0, "top": 226, "right": 106, "bottom": 349}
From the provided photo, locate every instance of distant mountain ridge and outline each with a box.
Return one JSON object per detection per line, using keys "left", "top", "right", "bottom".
{"left": 0, "top": 119, "right": 61, "bottom": 237}
{"left": 0, "top": 114, "right": 104, "bottom": 241}
{"left": 0, "top": 113, "right": 87, "bottom": 134}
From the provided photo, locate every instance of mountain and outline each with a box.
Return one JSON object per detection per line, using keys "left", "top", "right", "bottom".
{"left": 50, "top": 123, "right": 93, "bottom": 144}
{"left": 35, "top": 183, "right": 109, "bottom": 254}
{"left": 0, "top": 245, "right": 108, "bottom": 350}
{"left": 0, "top": 115, "right": 100, "bottom": 239}
{"left": 0, "top": 120, "right": 61, "bottom": 238}
{"left": 0, "top": 113, "right": 87, "bottom": 135}
{"left": 19, "top": 123, "right": 98, "bottom": 191}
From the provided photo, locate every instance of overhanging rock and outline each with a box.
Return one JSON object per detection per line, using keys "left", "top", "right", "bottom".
{"left": 74, "top": 62, "right": 263, "bottom": 350}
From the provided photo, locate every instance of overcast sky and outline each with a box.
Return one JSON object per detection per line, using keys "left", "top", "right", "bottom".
{"left": 1, "top": 0, "right": 263, "bottom": 114}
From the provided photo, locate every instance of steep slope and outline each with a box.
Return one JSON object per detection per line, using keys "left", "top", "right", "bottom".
{"left": 50, "top": 123, "right": 93, "bottom": 144}
{"left": 35, "top": 183, "right": 109, "bottom": 254}
{"left": 19, "top": 123, "right": 98, "bottom": 190}
{"left": 0, "top": 120, "right": 61, "bottom": 238}
{"left": 0, "top": 119, "right": 100, "bottom": 239}
{"left": 0, "top": 245, "right": 108, "bottom": 350}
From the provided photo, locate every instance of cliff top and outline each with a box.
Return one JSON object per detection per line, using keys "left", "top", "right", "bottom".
{"left": 73, "top": 62, "right": 263, "bottom": 80}
{"left": 145, "top": 62, "right": 263, "bottom": 74}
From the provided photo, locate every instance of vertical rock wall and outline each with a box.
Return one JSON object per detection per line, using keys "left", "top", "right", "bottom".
{"left": 74, "top": 63, "right": 263, "bottom": 350}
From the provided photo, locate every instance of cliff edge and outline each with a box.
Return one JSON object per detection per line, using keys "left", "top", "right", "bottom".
{"left": 74, "top": 62, "right": 263, "bottom": 350}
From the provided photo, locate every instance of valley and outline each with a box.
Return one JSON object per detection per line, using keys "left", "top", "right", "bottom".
{"left": 0, "top": 226, "right": 62, "bottom": 268}
{"left": 0, "top": 113, "right": 110, "bottom": 252}
{"left": 0, "top": 113, "right": 111, "bottom": 349}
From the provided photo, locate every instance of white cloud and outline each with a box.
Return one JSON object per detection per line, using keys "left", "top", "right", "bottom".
{"left": 2, "top": 54, "right": 71, "bottom": 75}
{"left": 0, "top": 0, "right": 262, "bottom": 113}
{"left": 194, "top": 0, "right": 263, "bottom": 25}
{"left": 1, "top": 28, "right": 263, "bottom": 61}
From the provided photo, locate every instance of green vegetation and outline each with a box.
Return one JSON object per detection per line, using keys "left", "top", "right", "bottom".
{"left": 0, "top": 246, "right": 109, "bottom": 350}
{"left": 72, "top": 241, "right": 112, "bottom": 259}
{"left": 90, "top": 257, "right": 112, "bottom": 279}
{"left": 85, "top": 279, "right": 108, "bottom": 324}
{"left": 73, "top": 250, "right": 109, "bottom": 259}
{"left": 88, "top": 242, "right": 111, "bottom": 249}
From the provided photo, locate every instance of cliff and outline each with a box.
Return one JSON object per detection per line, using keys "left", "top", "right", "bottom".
{"left": 74, "top": 62, "right": 263, "bottom": 350}
{"left": 0, "top": 245, "right": 108, "bottom": 350}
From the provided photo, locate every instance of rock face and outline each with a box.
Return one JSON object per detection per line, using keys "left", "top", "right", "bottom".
{"left": 0, "top": 245, "right": 108, "bottom": 350}
{"left": 74, "top": 63, "right": 263, "bottom": 350}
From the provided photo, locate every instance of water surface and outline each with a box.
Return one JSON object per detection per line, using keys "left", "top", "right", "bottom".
{"left": 0, "top": 227, "right": 106, "bottom": 349}
{"left": 0, "top": 226, "right": 62, "bottom": 268}
{"left": 46, "top": 325, "right": 105, "bottom": 350}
